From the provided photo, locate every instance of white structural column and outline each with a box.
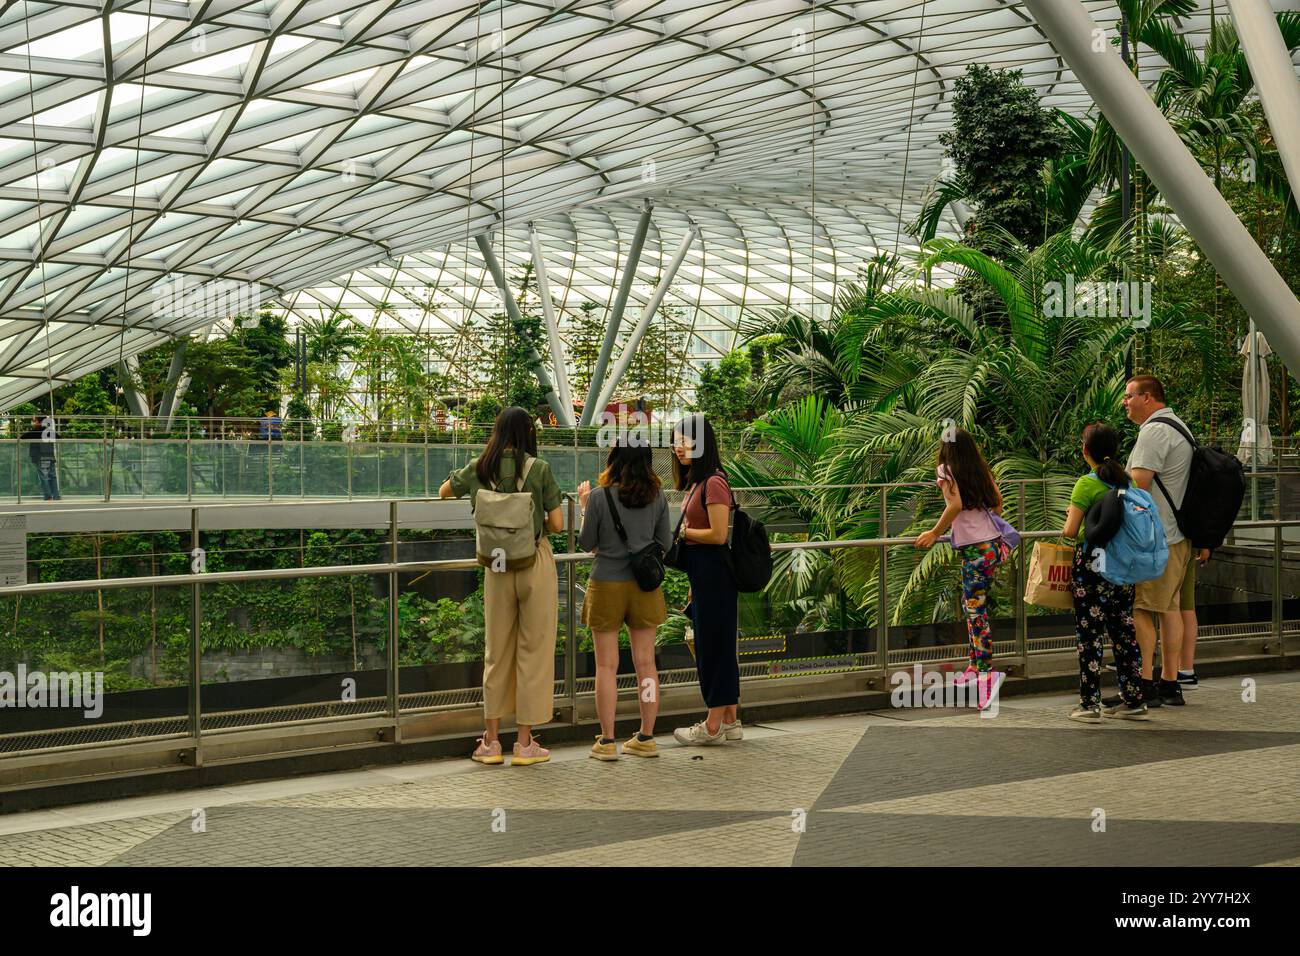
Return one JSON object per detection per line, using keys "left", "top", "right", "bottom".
{"left": 581, "top": 200, "right": 654, "bottom": 426}
{"left": 594, "top": 223, "right": 700, "bottom": 413}
{"left": 156, "top": 339, "right": 189, "bottom": 424}
{"left": 1228, "top": 0, "right": 1300, "bottom": 194}
{"left": 1020, "top": 0, "right": 1300, "bottom": 375}
{"left": 116, "top": 358, "right": 150, "bottom": 417}
{"left": 473, "top": 234, "right": 567, "bottom": 423}
{"left": 528, "top": 224, "right": 575, "bottom": 426}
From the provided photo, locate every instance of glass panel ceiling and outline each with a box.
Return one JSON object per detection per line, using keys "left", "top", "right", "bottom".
{"left": 0, "top": 1, "right": 1287, "bottom": 408}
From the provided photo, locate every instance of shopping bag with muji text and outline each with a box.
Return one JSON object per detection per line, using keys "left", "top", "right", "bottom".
{"left": 1024, "top": 541, "right": 1075, "bottom": 609}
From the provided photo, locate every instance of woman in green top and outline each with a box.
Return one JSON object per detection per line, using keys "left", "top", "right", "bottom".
{"left": 1061, "top": 422, "right": 1146, "bottom": 723}
{"left": 440, "top": 407, "right": 565, "bottom": 766}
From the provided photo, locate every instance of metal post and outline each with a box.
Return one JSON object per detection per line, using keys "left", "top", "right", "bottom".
{"left": 346, "top": 440, "right": 353, "bottom": 499}
{"left": 14, "top": 441, "right": 20, "bottom": 504}
{"left": 388, "top": 500, "right": 401, "bottom": 740}
{"left": 566, "top": 494, "right": 577, "bottom": 722}
{"left": 1274, "top": 523, "right": 1284, "bottom": 659}
{"left": 267, "top": 432, "right": 273, "bottom": 501}
{"left": 189, "top": 508, "right": 203, "bottom": 766}
{"left": 1015, "top": 480, "right": 1028, "bottom": 673}
{"left": 186, "top": 430, "right": 193, "bottom": 501}
{"left": 1020, "top": 0, "right": 1300, "bottom": 376}
{"left": 876, "top": 489, "right": 889, "bottom": 674}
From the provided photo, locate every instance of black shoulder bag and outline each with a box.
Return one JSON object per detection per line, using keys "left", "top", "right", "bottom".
{"left": 663, "top": 482, "right": 701, "bottom": 572}
{"left": 603, "top": 487, "right": 666, "bottom": 592}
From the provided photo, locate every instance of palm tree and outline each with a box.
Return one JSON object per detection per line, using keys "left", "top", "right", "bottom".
{"left": 739, "top": 253, "right": 903, "bottom": 411}
{"left": 738, "top": 230, "right": 1216, "bottom": 628}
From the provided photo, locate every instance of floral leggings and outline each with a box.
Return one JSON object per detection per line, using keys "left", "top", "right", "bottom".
{"left": 1071, "top": 542, "right": 1143, "bottom": 708}
{"left": 958, "top": 539, "right": 1010, "bottom": 672}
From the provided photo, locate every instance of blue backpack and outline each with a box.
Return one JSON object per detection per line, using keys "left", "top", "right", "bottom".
{"left": 1087, "top": 485, "right": 1168, "bottom": 586}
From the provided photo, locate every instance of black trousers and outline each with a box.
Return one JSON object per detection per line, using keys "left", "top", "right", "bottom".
{"left": 684, "top": 543, "right": 740, "bottom": 708}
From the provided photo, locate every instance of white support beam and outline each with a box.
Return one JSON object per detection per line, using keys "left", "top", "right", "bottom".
{"left": 473, "top": 233, "right": 567, "bottom": 423}
{"left": 528, "top": 223, "right": 574, "bottom": 426}
{"left": 581, "top": 199, "right": 653, "bottom": 427}
{"left": 595, "top": 223, "right": 700, "bottom": 414}
{"left": 1228, "top": 0, "right": 1300, "bottom": 195}
{"left": 1021, "top": 0, "right": 1300, "bottom": 376}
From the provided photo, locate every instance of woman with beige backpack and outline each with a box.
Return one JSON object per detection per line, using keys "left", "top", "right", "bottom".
{"left": 440, "top": 407, "right": 564, "bottom": 766}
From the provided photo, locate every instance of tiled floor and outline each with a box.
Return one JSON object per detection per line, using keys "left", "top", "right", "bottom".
{"left": 2, "top": 673, "right": 1298, "bottom": 866}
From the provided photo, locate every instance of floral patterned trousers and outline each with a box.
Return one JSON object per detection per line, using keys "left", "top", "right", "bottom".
{"left": 1071, "top": 542, "right": 1143, "bottom": 708}
{"left": 958, "top": 539, "right": 1009, "bottom": 672}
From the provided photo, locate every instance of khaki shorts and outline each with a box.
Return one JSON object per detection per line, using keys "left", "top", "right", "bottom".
{"left": 582, "top": 577, "right": 667, "bottom": 632}
{"left": 1180, "top": 554, "right": 1196, "bottom": 612}
{"left": 1135, "top": 538, "right": 1192, "bottom": 613}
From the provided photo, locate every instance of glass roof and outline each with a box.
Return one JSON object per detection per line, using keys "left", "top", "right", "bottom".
{"left": 0, "top": 1, "right": 1288, "bottom": 409}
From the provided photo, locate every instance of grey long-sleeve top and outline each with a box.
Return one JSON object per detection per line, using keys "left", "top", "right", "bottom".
{"left": 579, "top": 485, "right": 672, "bottom": 582}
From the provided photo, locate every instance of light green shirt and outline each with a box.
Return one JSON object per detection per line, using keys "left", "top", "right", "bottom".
{"left": 1069, "top": 472, "right": 1110, "bottom": 543}
{"left": 448, "top": 452, "right": 563, "bottom": 539}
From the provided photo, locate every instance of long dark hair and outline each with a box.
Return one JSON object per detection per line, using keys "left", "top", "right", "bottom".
{"left": 936, "top": 428, "right": 999, "bottom": 511}
{"left": 670, "top": 414, "right": 724, "bottom": 491}
{"left": 477, "top": 406, "right": 538, "bottom": 487}
{"left": 599, "top": 442, "right": 660, "bottom": 508}
{"left": 1082, "top": 422, "right": 1130, "bottom": 488}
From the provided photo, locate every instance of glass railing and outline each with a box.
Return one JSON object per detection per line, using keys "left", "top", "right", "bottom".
{"left": 0, "top": 486, "right": 1295, "bottom": 765}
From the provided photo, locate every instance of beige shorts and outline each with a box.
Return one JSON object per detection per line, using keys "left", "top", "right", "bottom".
{"left": 1135, "top": 538, "right": 1193, "bottom": 613}
{"left": 582, "top": 577, "right": 667, "bottom": 632}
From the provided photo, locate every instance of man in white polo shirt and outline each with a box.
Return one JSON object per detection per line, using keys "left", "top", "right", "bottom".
{"left": 1122, "top": 374, "right": 1210, "bottom": 708}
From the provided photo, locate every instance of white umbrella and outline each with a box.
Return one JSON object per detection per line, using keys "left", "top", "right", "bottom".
{"left": 1238, "top": 323, "right": 1273, "bottom": 468}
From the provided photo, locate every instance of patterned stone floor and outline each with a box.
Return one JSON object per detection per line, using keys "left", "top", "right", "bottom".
{"left": 2, "top": 672, "right": 1298, "bottom": 866}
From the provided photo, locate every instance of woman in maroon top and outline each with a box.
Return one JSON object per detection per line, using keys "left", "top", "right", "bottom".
{"left": 669, "top": 414, "right": 742, "bottom": 746}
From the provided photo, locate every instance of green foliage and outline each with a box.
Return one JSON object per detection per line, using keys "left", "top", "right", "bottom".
{"left": 939, "top": 65, "right": 1066, "bottom": 252}
{"left": 691, "top": 350, "right": 753, "bottom": 425}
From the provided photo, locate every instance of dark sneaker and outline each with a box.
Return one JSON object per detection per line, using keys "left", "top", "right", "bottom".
{"left": 1143, "top": 679, "right": 1163, "bottom": 708}
{"left": 1103, "top": 701, "right": 1149, "bottom": 720}
{"left": 1101, "top": 694, "right": 1124, "bottom": 708}
{"left": 1177, "top": 671, "right": 1198, "bottom": 689}
{"left": 1159, "top": 680, "right": 1185, "bottom": 706}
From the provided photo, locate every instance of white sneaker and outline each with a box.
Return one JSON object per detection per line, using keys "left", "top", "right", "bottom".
{"left": 721, "top": 719, "right": 743, "bottom": 740}
{"left": 673, "top": 720, "right": 727, "bottom": 746}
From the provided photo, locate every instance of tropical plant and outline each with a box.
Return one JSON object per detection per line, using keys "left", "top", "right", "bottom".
{"left": 737, "top": 229, "right": 1217, "bottom": 627}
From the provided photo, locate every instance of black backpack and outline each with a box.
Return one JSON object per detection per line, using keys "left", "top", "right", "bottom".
{"left": 711, "top": 476, "right": 773, "bottom": 593}
{"left": 602, "top": 487, "right": 666, "bottom": 592}
{"left": 1149, "top": 417, "right": 1245, "bottom": 551}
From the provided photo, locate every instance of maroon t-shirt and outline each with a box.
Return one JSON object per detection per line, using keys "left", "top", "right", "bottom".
{"left": 683, "top": 472, "right": 733, "bottom": 530}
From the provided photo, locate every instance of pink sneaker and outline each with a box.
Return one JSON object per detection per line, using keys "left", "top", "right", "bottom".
{"left": 953, "top": 666, "right": 979, "bottom": 686}
{"left": 978, "top": 671, "right": 1003, "bottom": 711}
{"left": 471, "top": 736, "right": 503, "bottom": 765}
{"left": 511, "top": 737, "right": 550, "bottom": 766}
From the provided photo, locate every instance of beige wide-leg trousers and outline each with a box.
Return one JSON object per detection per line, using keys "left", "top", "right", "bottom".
{"left": 482, "top": 537, "right": 558, "bottom": 726}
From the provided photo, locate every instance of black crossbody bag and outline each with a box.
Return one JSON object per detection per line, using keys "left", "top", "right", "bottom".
{"left": 663, "top": 481, "right": 702, "bottom": 572}
{"left": 603, "top": 487, "right": 666, "bottom": 592}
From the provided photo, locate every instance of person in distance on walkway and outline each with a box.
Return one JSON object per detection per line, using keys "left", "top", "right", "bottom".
{"left": 670, "top": 414, "right": 742, "bottom": 746}
{"left": 1061, "top": 423, "right": 1146, "bottom": 723}
{"left": 578, "top": 440, "right": 671, "bottom": 761}
{"left": 441, "top": 407, "right": 564, "bottom": 767}
{"left": 21, "top": 415, "right": 61, "bottom": 501}
{"left": 914, "top": 427, "right": 1009, "bottom": 706}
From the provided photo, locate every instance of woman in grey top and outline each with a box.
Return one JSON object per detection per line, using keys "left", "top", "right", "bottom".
{"left": 577, "top": 442, "right": 672, "bottom": 760}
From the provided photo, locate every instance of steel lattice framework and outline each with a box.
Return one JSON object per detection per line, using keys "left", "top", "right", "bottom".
{"left": 0, "top": 0, "right": 1280, "bottom": 410}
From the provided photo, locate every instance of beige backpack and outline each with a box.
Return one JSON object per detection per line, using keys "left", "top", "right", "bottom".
{"left": 473, "top": 455, "right": 538, "bottom": 570}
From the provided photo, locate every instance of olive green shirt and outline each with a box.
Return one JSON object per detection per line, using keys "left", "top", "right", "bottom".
{"left": 448, "top": 452, "right": 563, "bottom": 539}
